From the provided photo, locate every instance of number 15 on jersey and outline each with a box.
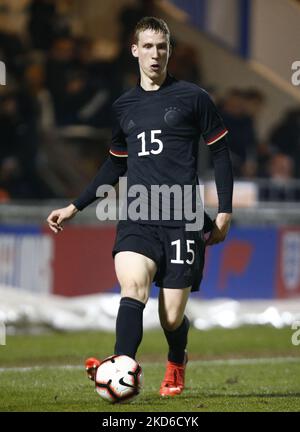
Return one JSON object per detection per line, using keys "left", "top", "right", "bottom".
{"left": 137, "top": 130, "right": 163, "bottom": 156}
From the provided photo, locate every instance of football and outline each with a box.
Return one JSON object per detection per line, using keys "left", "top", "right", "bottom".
{"left": 95, "top": 355, "right": 143, "bottom": 403}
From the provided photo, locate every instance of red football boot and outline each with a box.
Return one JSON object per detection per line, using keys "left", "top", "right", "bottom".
{"left": 85, "top": 357, "right": 101, "bottom": 381}
{"left": 159, "top": 352, "right": 188, "bottom": 396}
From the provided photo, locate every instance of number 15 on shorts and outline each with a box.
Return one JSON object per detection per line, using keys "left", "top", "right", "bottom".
{"left": 171, "top": 240, "right": 195, "bottom": 265}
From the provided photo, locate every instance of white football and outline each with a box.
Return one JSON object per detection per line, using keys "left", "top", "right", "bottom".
{"left": 95, "top": 355, "right": 143, "bottom": 403}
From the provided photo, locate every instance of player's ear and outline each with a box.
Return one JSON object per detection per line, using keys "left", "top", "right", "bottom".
{"left": 131, "top": 44, "right": 138, "bottom": 58}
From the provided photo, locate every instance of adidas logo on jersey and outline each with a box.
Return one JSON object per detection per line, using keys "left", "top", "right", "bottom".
{"left": 127, "top": 119, "right": 136, "bottom": 130}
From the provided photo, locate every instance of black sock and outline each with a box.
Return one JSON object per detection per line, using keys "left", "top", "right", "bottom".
{"left": 163, "top": 316, "right": 190, "bottom": 364}
{"left": 114, "top": 297, "right": 145, "bottom": 360}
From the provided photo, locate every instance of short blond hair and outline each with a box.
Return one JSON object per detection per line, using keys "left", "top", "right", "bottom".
{"left": 134, "top": 16, "right": 170, "bottom": 44}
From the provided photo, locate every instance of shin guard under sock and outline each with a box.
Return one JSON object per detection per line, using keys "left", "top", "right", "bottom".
{"left": 114, "top": 296, "right": 145, "bottom": 359}
{"left": 163, "top": 316, "right": 190, "bottom": 364}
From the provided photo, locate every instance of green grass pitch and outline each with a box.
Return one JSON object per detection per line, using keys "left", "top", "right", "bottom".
{"left": 0, "top": 326, "right": 299, "bottom": 412}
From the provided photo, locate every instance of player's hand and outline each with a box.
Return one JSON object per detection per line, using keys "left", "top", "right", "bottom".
{"left": 205, "top": 213, "right": 232, "bottom": 246}
{"left": 47, "top": 204, "right": 78, "bottom": 234}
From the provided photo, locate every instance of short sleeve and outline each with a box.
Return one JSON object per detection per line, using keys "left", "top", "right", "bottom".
{"left": 195, "top": 89, "right": 228, "bottom": 145}
{"left": 109, "top": 104, "right": 128, "bottom": 157}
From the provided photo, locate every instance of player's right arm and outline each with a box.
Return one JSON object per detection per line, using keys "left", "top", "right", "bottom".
{"left": 47, "top": 203, "right": 78, "bottom": 234}
{"left": 46, "top": 154, "right": 128, "bottom": 233}
{"left": 71, "top": 153, "right": 127, "bottom": 211}
{"left": 47, "top": 103, "right": 128, "bottom": 233}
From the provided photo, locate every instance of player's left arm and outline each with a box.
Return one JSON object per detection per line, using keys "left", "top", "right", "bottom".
{"left": 195, "top": 89, "right": 233, "bottom": 245}
{"left": 206, "top": 136, "right": 233, "bottom": 245}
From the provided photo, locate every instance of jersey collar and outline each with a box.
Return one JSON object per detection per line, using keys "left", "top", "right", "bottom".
{"left": 136, "top": 73, "right": 175, "bottom": 95}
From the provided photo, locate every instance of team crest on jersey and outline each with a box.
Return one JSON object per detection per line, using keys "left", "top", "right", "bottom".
{"left": 164, "top": 106, "right": 182, "bottom": 128}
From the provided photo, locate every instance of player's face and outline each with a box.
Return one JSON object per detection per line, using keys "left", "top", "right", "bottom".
{"left": 132, "top": 29, "right": 170, "bottom": 80}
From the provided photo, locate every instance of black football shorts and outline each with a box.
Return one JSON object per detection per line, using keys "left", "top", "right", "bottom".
{"left": 112, "top": 220, "right": 206, "bottom": 292}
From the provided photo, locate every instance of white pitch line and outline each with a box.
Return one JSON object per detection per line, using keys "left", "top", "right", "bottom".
{"left": 191, "top": 357, "right": 300, "bottom": 366}
{"left": 0, "top": 357, "right": 299, "bottom": 373}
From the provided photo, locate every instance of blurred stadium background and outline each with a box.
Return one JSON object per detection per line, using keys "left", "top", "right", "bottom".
{"left": 0, "top": 0, "right": 300, "bottom": 412}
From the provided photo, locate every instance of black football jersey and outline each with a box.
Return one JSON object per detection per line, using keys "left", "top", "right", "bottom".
{"left": 110, "top": 74, "right": 228, "bottom": 226}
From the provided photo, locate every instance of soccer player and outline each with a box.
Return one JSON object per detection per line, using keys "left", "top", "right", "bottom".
{"left": 47, "top": 17, "right": 233, "bottom": 397}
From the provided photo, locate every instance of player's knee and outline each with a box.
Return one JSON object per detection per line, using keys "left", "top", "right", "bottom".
{"left": 121, "top": 281, "right": 149, "bottom": 304}
{"left": 160, "top": 313, "right": 183, "bottom": 332}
